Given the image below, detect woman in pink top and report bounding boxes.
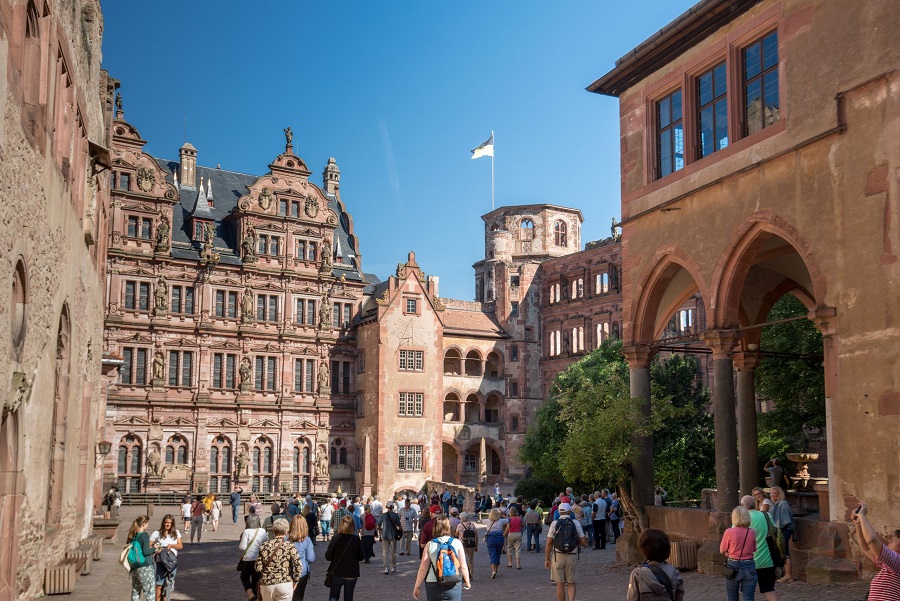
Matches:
[720,506,757,601]
[504,506,524,569]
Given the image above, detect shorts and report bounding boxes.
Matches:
[756,566,776,593]
[551,552,578,584]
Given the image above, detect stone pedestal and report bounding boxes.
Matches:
[615,529,643,566]
[813,482,830,519]
[806,556,860,584]
[697,541,726,574]
[145,476,162,494]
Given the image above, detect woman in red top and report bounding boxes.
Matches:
[720,506,757,601]
[504,506,524,569]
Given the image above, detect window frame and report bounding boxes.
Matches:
[398,349,424,371]
[741,30,780,137]
[398,391,424,417]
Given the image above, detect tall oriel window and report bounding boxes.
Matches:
[697,62,728,158]
[656,89,684,178]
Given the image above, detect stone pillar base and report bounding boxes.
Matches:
[806,556,860,584]
[697,541,726,575]
[145,476,162,494]
[615,530,643,565]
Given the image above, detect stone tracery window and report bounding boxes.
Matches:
[209,435,231,493]
[165,434,188,465]
[117,434,142,493]
[554,220,567,246]
[330,438,348,465]
[292,437,311,493]
[252,436,274,493]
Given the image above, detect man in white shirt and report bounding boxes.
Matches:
[370,494,384,539]
[545,503,587,601]
[398,498,418,555]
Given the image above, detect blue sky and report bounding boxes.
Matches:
[101,1,689,300]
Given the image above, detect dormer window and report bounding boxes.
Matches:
[193,221,204,241]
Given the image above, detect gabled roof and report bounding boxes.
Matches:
[442,307,507,339]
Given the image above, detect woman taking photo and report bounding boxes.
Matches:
[720,506,757,601]
[482,508,507,579]
[149,514,183,601]
[127,515,156,601]
[324,515,364,601]
[769,486,795,582]
[413,516,471,601]
[238,512,268,601]
[287,514,316,601]
[254,518,303,601]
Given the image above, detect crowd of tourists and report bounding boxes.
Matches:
[119,481,900,601]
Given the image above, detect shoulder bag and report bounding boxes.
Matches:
[324,536,351,588]
[236,529,260,571]
[763,512,787,567]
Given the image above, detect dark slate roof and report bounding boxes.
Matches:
[154,157,370,280]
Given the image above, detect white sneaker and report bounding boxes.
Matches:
[384,567,390,575]
[391,567,396,573]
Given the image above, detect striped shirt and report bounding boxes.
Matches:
[869,545,900,601]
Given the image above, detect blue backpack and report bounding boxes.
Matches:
[127,539,143,568]
[431,538,461,585]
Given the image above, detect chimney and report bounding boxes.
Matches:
[323,157,340,195]
[179,142,197,187]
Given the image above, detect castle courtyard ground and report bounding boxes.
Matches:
[68,505,869,601]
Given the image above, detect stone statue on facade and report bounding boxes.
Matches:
[609,264,619,293]
[318,293,331,330]
[284,126,293,147]
[319,242,332,273]
[154,276,168,314]
[155,215,170,253]
[235,449,250,477]
[241,228,257,263]
[147,449,162,477]
[317,360,330,395]
[315,451,329,478]
[152,350,165,381]
[241,288,254,321]
[239,356,252,389]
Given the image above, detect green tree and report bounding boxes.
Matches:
[755,294,825,451]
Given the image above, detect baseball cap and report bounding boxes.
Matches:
[450,507,459,514]
[558,503,572,511]
[430,504,442,514]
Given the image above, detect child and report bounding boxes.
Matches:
[626,528,685,600]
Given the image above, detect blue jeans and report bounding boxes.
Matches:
[321,519,331,538]
[232,503,240,524]
[725,559,757,601]
[526,525,541,551]
[425,581,462,601]
[329,576,357,601]
[584,523,594,546]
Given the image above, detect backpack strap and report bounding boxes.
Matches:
[645,562,675,601]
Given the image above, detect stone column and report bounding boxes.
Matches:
[623,344,654,507]
[734,350,761,497]
[701,330,739,512]
[810,307,839,520]
[479,437,487,483]
[479,399,486,422]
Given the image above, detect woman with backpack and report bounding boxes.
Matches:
[413,516,471,601]
[127,515,156,601]
[149,514,183,601]
[482,508,507,579]
[361,506,377,563]
[455,512,479,580]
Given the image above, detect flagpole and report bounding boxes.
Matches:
[491,130,495,210]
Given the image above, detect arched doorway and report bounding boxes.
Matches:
[442,443,459,483]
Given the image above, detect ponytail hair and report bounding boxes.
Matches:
[127,515,150,543]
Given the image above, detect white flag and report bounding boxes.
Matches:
[470,134,494,160]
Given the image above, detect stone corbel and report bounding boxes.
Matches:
[809,306,838,338]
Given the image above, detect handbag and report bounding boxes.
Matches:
[723,528,752,580]
[391,514,404,541]
[324,536,351,588]
[236,528,260,571]
[763,513,787,567]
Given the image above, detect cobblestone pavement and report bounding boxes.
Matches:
[71,505,869,601]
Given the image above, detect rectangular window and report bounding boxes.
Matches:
[525,327,533,341]
[127,216,137,237]
[122,348,133,384]
[342,361,351,394]
[510,381,519,397]
[182,351,193,386]
[305,359,315,392]
[306,300,315,326]
[257,235,282,257]
[135,348,147,384]
[268,296,278,321]
[343,304,352,328]
[597,272,609,294]
[464,453,476,472]
[399,350,424,371]
[171,286,182,314]
[193,221,205,241]
[697,62,728,158]
[308,242,317,261]
[357,353,365,373]
[294,358,303,392]
[510,275,520,287]
[406,298,418,314]
[225,354,235,389]
[399,392,424,416]
[331,360,340,392]
[140,218,152,240]
[212,353,237,389]
[511,416,519,432]
[215,290,225,317]
[255,356,278,391]
[656,89,684,178]
[169,285,194,314]
[168,351,193,387]
[743,31,780,136]
[296,240,306,259]
[278,199,288,215]
[121,347,149,386]
[290,202,300,217]
[397,445,423,471]
[228,291,238,318]
[125,281,135,309]
[510,301,519,316]
[118,172,130,190]
[256,295,279,322]
[138,282,150,310]
[510,345,518,362]
[295,298,304,324]
[333,303,341,327]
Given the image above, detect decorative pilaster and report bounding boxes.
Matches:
[701,329,739,512]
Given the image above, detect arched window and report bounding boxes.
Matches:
[209,435,232,493]
[292,438,311,493]
[464,351,482,376]
[486,352,502,378]
[117,434,142,493]
[554,221,567,246]
[443,349,462,375]
[465,394,480,423]
[11,259,27,360]
[331,438,347,466]
[165,435,188,465]
[485,395,501,423]
[443,393,460,421]
[24,2,42,108]
[47,305,70,526]
[252,436,274,493]
[519,219,534,241]
[520,219,534,229]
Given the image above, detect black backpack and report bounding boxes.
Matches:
[553,517,579,554]
[461,524,477,549]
